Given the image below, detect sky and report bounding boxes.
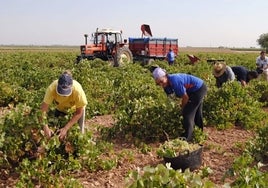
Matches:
[1,0,268,48]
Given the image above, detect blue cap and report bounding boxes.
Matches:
[56,73,73,96]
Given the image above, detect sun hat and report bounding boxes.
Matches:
[56,73,73,96]
[152,67,166,80]
[213,62,227,77]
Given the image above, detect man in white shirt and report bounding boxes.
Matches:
[256,51,268,81]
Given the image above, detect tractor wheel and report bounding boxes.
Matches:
[114,46,133,67]
[76,56,82,64]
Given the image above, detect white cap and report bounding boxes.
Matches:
[152,67,166,80]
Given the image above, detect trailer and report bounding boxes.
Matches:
[129,37,178,64]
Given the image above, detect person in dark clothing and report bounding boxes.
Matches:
[212,62,258,87]
[212,62,235,88]
[231,66,259,86]
[152,67,207,142]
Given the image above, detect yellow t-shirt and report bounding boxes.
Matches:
[43,80,88,112]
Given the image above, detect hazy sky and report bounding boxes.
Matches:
[1,0,267,47]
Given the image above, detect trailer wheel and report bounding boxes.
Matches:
[142,58,154,66]
[147,58,155,65]
[115,46,133,67]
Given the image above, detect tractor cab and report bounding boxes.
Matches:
[94,29,123,53]
[77,29,124,62]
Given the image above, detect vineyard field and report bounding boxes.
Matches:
[0,46,268,187]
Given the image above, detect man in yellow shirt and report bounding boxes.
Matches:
[40,70,88,140]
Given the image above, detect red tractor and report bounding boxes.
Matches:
[76,25,179,66]
[76,28,133,66]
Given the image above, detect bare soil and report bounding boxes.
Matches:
[0,112,264,188]
[78,115,256,187]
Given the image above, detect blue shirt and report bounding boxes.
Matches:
[164,74,204,97]
[167,51,175,62]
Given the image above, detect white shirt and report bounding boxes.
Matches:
[226,66,235,81]
[256,56,268,70]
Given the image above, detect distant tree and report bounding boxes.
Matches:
[257,33,268,51]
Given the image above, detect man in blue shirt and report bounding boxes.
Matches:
[166,48,175,65]
[152,67,207,142]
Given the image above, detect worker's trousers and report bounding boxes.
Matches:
[182,83,207,142]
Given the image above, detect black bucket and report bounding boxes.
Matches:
[163,145,203,171]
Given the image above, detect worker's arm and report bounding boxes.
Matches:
[40,102,52,139]
[181,93,189,110]
[58,107,84,140]
[256,58,262,68]
[263,63,268,70]
[241,80,247,87]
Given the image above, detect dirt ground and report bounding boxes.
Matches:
[0,111,265,188]
[77,115,256,188]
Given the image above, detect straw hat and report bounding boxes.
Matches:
[213,62,227,77]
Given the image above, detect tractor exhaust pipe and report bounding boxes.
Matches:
[84,34,88,45]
